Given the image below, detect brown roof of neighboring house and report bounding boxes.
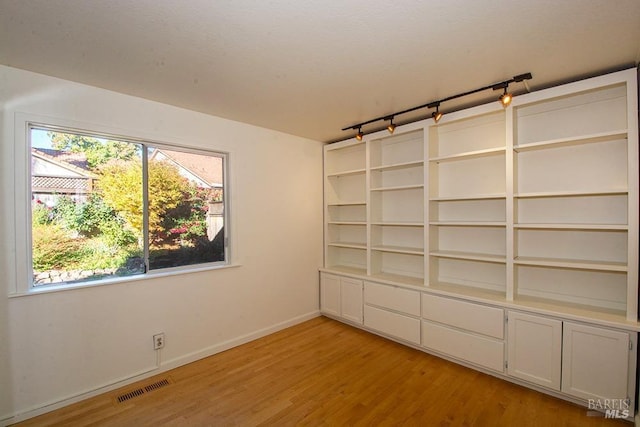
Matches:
[32,148,96,194]
[150,149,223,187]
[32,148,95,175]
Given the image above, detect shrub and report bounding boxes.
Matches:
[79,237,142,271]
[51,194,138,249]
[99,218,138,248]
[32,201,52,225]
[32,223,88,270]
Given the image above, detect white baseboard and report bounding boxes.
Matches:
[159,310,320,372]
[1,310,321,426]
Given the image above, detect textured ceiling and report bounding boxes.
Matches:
[1,0,639,143]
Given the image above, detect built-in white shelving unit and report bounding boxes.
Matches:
[320,70,640,419]
[321,68,639,418]
[323,68,638,325]
[368,130,426,284]
[324,141,368,275]
[428,108,508,298]
[511,77,636,320]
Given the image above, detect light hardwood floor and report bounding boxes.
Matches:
[14,316,630,426]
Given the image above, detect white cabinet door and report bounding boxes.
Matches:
[341,277,363,324]
[561,322,630,402]
[320,273,363,324]
[320,273,341,317]
[507,311,562,390]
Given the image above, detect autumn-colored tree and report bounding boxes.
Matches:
[147,161,192,240]
[97,159,192,240]
[49,131,139,169]
[96,160,144,234]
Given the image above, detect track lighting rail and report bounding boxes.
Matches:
[342,72,532,138]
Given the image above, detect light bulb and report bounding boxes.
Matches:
[500,92,513,107]
[387,122,396,134]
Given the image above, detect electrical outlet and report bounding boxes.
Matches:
[153,333,165,350]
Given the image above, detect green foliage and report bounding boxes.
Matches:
[51,194,137,248]
[32,202,52,225]
[32,222,142,273]
[79,238,141,271]
[99,218,138,248]
[32,140,221,275]
[51,196,80,232]
[48,131,139,169]
[32,223,89,270]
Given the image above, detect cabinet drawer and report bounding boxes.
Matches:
[422,294,504,339]
[364,305,421,344]
[422,320,504,372]
[364,282,421,316]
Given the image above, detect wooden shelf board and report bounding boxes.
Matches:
[514,129,628,152]
[370,160,424,171]
[371,222,424,227]
[370,184,424,192]
[514,189,628,199]
[514,256,627,272]
[372,245,424,255]
[430,221,506,227]
[514,223,628,230]
[512,295,635,329]
[429,147,506,163]
[326,168,366,177]
[323,265,367,276]
[369,272,425,288]
[327,221,367,226]
[430,250,506,264]
[327,242,367,250]
[427,281,507,303]
[429,193,506,201]
[327,201,366,206]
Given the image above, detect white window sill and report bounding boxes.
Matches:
[8,263,241,298]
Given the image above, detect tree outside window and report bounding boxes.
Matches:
[31,127,227,287]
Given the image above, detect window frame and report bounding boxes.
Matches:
[16,119,231,294]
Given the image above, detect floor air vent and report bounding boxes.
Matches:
[115,377,173,404]
[144,378,171,392]
[116,388,145,403]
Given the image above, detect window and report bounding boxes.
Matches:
[30,125,228,287]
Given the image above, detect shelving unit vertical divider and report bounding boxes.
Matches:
[422,127,430,287]
[425,124,434,289]
[625,74,639,321]
[365,137,372,277]
[505,105,515,302]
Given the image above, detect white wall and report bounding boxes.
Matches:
[0,66,324,423]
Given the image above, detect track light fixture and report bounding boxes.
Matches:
[500,89,513,107]
[341,72,532,139]
[493,82,513,107]
[386,116,397,134]
[429,102,443,123]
